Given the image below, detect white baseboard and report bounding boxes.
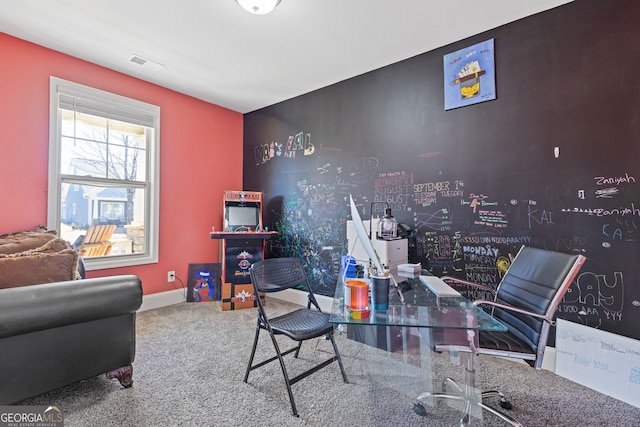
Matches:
[268,288,333,312]
[137,287,319,312]
[542,346,556,371]
[138,288,320,311]
[139,288,186,312]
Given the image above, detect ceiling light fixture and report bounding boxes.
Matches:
[235,0,281,15]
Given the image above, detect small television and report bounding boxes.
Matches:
[225,205,260,231]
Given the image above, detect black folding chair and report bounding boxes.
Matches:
[243,257,348,416]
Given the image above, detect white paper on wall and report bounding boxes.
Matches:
[555,319,640,408]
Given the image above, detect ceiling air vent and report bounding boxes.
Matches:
[128,54,164,71]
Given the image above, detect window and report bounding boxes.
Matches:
[48,77,160,270]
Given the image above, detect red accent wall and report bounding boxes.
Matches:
[0,33,243,295]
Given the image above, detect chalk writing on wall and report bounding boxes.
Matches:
[244,2,640,341]
[248,128,640,341]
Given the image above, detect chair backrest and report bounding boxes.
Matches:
[78,225,116,257]
[492,246,585,365]
[249,257,320,310]
[250,257,309,292]
[83,225,116,244]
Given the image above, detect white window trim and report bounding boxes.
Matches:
[48,76,160,270]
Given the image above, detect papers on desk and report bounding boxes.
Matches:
[419,276,461,297]
[397,263,422,280]
[398,263,422,274]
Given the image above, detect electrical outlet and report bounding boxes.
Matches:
[167,271,176,282]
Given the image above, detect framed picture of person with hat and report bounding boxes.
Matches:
[187,263,221,302]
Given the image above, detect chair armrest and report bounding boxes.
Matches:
[0,275,142,339]
[441,276,496,296]
[472,299,554,324]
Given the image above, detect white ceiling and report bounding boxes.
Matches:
[0,0,572,113]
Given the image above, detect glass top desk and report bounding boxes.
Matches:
[329,275,507,333]
[329,275,511,426]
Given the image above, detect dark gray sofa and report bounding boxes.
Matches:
[0,274,143,404]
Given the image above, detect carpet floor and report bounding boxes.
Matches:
[17,299,640,426]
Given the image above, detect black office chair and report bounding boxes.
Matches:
[243,257,348,416]
[414,246,586,426]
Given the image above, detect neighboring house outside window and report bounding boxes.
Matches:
[48,77,160,270]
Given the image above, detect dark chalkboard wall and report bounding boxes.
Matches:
[243,0,640,341]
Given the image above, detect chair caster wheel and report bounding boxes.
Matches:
[499,398,513,410]
[413,402,427,416]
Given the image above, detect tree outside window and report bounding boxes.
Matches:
[49,77,160,270]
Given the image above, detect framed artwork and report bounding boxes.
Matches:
[187,262,221,302]
[443,38,496,110]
